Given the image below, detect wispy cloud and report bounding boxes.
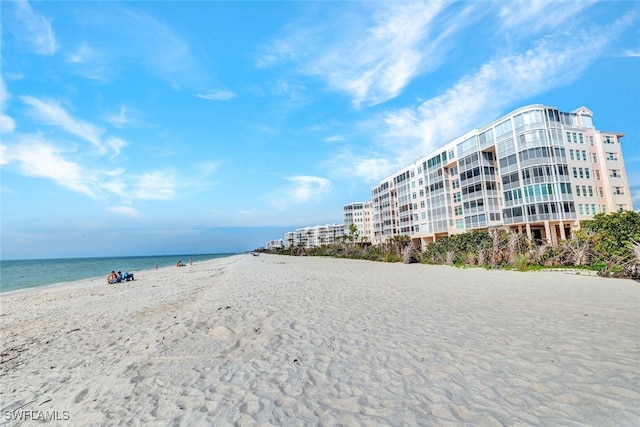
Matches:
[268,175,332,209]
[325,135,345,143]
[620,49,640,58]
[335,10,637,182]
[20,96,106,152]
[499,0,598,35]
[65,6,211,90]
[67,42,115,82]
[322,148,396,184]
[123,10,202,90]
[0,77,16,134]
[106,137,128,157]
[9,0,58,55]
[286,176,331,203]
[6,138,96,197]
[259,1,482,108]
[197,90,237,101]
[107,205,143,218]
[103,106,146,128]
[132,170,176,200]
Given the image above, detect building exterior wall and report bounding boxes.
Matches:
[343,201,374,244]
[265,239,283,250]
[371,105,633,248]
[283,224,345,249]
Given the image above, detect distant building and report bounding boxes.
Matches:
[265,239,283,250]
[283,224,345,249]
[371,105,633,249]
[343,201,373,244]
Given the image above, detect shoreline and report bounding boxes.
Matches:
[0,254,605,299]
[0,253,235,297]
[1,254,638,425]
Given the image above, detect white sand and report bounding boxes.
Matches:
[1,254,639,426]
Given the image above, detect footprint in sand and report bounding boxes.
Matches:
[154,325,239,360]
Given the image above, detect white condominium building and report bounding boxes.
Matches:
[371,105,633,248]
[343,201,374,244]
[283,224,345,249]
[265,239,283,250]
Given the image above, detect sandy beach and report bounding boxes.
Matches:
[1,254,638,426]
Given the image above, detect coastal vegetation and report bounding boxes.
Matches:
[265,211,640,280]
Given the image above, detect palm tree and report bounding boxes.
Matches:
[348,223,359,248]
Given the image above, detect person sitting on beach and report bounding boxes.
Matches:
[107,271,119,284]
[117,271,123,282]
[177,260,184,267]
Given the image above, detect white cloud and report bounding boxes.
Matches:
[68,42,93,64]
[66,42,117,82]
[322,9,638,185]
[0,145,8,165]
[196,90,237,101]
[374,14,637,169]
[103,106,147,128]
[268,176,332,208]
[322,148,398,184]
[285,176,331,204]
[620,49,640,58]
[10,0,58,55]
[124,10,201,90]
[0,77,16,134]
[107,205,143,218]
[6,139,96,197]
[106,137,128,156]
[325,135,345,143]
[259,1,476,108]
[499,0,597,34]
[196,161,221,176]
[132,170,176,200]
[20,96,106,152]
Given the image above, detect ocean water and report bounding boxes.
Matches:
[0,253,234,294]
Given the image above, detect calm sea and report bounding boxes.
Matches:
[0,253,234,294]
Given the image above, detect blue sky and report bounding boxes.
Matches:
[1,1,639,259]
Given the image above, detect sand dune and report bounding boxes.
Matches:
[1,254,639,426]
